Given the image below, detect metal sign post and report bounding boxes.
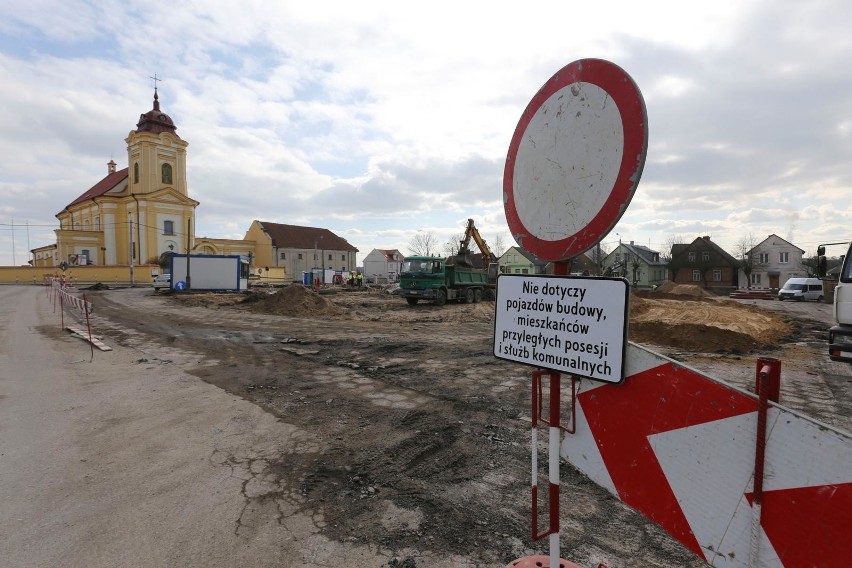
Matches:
[500,58,647,568]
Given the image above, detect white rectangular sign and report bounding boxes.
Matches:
[493,274,629,383]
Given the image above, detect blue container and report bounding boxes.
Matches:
[302,271,313,285]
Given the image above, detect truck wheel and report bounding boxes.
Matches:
[464,288,474,304]
[435,289,447,306]
[818,295,824,303]
[473,289,482,303]
[406,297,419,306]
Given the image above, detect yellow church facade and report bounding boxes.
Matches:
[32,90,253,270]
[26,90,358,285]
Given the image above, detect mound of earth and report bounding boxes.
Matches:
[629,296,791,353]
[245,286,343,317]
[653,281,717,298]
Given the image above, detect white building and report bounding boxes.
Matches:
[363,249,404,283]
[740,234,805,289]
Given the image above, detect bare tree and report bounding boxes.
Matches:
[628,253,643,285]
[660,234,685,264]
[587,242,609,276]
[734,233,758,288]
[408,232,440,257]
[801,251,821,277]
[443,233,465,257]
[491,234,506,259]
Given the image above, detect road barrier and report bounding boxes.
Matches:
[562,342,852,567]
[45,276,97,360]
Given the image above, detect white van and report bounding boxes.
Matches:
[778,277,824,302]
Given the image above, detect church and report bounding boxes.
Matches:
[31,90,358,280]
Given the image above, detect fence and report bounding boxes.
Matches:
[45,276,99,360]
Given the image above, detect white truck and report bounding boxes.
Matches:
[166,254,250,292]
[818,242,852,362]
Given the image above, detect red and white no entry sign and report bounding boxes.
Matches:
[504,59,648,261]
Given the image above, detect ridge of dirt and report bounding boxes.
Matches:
[243,285,344,317]
[171,285,792,354]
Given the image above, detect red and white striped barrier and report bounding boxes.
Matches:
[45,276,99,358]
[563,342,852,567]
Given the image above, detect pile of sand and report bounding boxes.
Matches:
[245,286,343,317]
[655,281,716,298]
[629,296,791,353]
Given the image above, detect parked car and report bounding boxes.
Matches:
[778,277,824,302]
[152,273,171,291]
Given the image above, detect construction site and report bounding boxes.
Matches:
[45,279,842,567]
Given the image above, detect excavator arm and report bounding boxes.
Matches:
[459,218,493,266]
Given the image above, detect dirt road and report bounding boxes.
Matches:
[4,283,849,567]
[0,287,422,567]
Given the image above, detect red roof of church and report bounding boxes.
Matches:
[61,167,129,212]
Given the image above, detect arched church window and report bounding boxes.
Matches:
[162,163,173,185]
[134,162,139,184]
[164,220,174,235]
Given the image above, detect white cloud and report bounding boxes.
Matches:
[2,0,852,266]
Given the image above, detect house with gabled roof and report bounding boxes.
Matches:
[498,246,548,275]
[739,234,806,290]
[244,221,358,282]
[669,236,740,288]
[363,248,404,282]
[602,241,668,287]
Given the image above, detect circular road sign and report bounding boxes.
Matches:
[504,58,648,261]
[174,280,187,291]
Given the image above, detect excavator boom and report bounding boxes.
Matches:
[459,218,492,266]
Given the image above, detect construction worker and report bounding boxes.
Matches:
[357,272,363,287]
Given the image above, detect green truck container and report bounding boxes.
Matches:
[398,255,495,306]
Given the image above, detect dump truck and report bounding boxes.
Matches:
[398,256,495,305]
[818,242,852,362]
[398,219,498,306]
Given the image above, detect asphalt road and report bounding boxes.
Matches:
[0,286,420,568]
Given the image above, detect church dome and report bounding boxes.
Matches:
[136,90,181,138]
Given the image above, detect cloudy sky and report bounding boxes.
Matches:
[2,0,851,267]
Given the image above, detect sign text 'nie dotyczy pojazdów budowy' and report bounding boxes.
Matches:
[493,275,629,383]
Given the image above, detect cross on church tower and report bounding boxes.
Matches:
[150,73,162,92]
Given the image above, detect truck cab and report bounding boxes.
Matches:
[398,257,447,305]
[819,243,852,362]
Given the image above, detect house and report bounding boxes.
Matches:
[601,241,668,287]
[498,246,548,275]
[363,249,404,282]
[243,221,358,282]
[739,234,805,290]
[669,236,740,288]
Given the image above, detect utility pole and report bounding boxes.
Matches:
[319,235,325,284]
[11,219,15,266]
[129,215,135,286]
[186,218,192,291]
